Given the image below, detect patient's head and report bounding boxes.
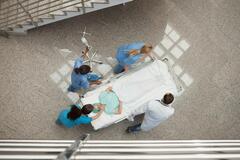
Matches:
[81,104,94,115]
[67,105,82,120]
[141,44,153,54]
[162,93,174,105]
[74,65,91,75]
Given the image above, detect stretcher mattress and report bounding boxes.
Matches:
[81,60,179,130]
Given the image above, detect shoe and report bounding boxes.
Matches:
[55,119,62,125]
[126,124,141,133]
[68,86,74,92]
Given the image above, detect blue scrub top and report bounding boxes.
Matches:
[116,42,145,67]
[57,105,92,128]
[70,58,89,91]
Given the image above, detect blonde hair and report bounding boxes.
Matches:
[128,44,153,55]
[141,44,153,54]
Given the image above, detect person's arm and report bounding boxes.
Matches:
[91,104,105,120]
[105,86,113,92]
[90,80,102,85]
[124,65,129,72]
[122,51,141,71]
[91,110,103,120]
[81,78,90,90]
[128,49,139,55]
[115,100,123,115]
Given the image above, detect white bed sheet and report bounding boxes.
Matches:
[81,60,178,130]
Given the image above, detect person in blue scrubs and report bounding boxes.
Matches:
[68,47,102,93]
[56,104,104,128]
[114,42,153,74]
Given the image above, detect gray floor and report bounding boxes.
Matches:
[0,0,240,140]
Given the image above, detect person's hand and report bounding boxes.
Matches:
[124,66,129,72]
[106,86,113,92]
[85,46,89,52]
[115,110,122,115]
[128,49,138,55]
[98,104,105,111]
[90,80,102,86]
[82,47,89,57]
[115,100,123,115]
[95,80,102,85]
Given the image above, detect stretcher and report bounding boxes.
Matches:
[81,58,183,130]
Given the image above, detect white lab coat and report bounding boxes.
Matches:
[129,100,174,131]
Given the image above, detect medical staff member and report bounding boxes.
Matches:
[126,93,175,133]
[68,47,102,94]
[56,104,104,128]
[114,42,153,74]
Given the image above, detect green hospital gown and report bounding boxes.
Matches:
[99,91,119,115]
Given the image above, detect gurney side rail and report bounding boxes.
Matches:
[84,57,183,97]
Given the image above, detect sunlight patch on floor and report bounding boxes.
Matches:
[173,65,183,76]
[50,72,62,84]
[169,30,180,42]
[50,47,79,103]
[58,64,72,76]
[161,36,174,49]
[153,45,165,57]
[59,48,72,57]
[178,39,190,51]
[59,81,69,93]
[154,23,193,95]
[170,46,184,59]
[181,73,193,87]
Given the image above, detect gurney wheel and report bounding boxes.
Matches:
[162,58,168,62]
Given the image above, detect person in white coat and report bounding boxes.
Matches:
[126,93,175,133]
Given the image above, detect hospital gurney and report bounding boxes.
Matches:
[81,58,183,130]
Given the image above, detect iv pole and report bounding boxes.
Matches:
[81,27,103,68]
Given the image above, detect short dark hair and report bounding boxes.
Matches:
[81,104,94,115]
[163,93,174,105]
[67,105,82,120]
[74,65,91,75]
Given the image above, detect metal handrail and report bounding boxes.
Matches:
[0,0,68,23]
[0,0,28,12]
[0,0,39,18]
[17,0,37,27]
[81,0,86,14]
[0,0,93,29]
[0,0,63,27]
[0,0,84,26]
[0,0,47,21]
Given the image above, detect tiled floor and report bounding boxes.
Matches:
[0,0,239,140]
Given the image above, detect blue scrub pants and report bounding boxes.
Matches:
[113,64,125,74]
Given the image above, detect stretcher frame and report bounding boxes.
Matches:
[84,57,182,95]
[80,57,183,129]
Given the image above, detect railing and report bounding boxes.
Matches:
[0,0,106,30]
[0,139,240,159]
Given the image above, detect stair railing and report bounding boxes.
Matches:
[0,0,93,30]
[17,0,37,27]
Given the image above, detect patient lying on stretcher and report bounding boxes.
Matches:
[93,86,123,115]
